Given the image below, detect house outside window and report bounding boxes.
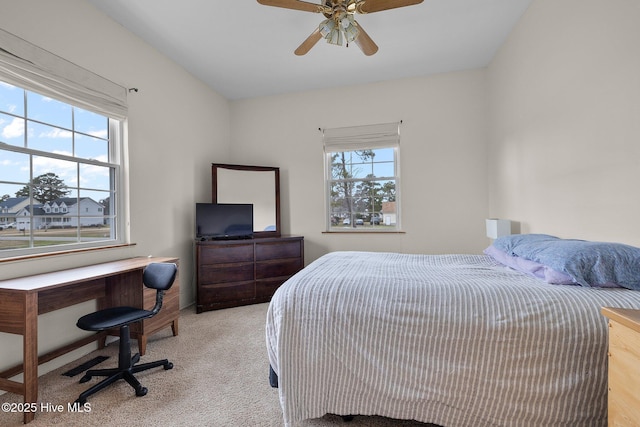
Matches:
[323,122,401,232]
[0,28,128,257]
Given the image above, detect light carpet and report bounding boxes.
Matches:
[1,303,430,427]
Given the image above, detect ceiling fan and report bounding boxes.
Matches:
[257,0,424,56]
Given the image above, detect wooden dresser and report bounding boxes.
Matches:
[196,235,303,312]
[601,307,640,426]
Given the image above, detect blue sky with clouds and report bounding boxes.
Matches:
[0,81,112,203]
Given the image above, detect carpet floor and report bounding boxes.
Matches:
[1,303,431,427]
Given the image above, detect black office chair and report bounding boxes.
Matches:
[75,262,178,404]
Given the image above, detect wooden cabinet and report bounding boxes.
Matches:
[601,307,640,426]
[196,235,303,312]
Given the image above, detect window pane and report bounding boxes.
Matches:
[100,191,115,239]
[77,198,104,221]
[75,132,108,161]
[79,191,110,238]
[0,184,28,242]
[373,147,394,162]
[0,184,27,206]
[0,112,25,147]
[32,156,76,201]
[349,164,373,179]
[74,107,108,137]
[76,192,107,240]
[79,219,110,240]
[79,163,110,191]
[33,220,79,245]
[372,161,394,178]
[0,82,24,116]
[0,150,30,185]
[0,226,29,249]
[28,121,73,154]
[27,91,72,129]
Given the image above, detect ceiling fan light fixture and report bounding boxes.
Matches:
[319,18,335,38]
[319,13,358,47]
[340,14,351,28]
[341,15,359,42]
[327,28,343,45]
[344,27,358,43]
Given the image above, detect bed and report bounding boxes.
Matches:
[266,235,640,426]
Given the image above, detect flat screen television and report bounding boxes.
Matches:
[195,203,253,240]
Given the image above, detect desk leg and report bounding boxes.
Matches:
[98,334,107,350]
[139,335,147,356]
[23,292,38,424]
[136,318,178,356]
[172,319,179,336]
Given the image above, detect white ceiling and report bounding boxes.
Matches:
[87,0,533,100]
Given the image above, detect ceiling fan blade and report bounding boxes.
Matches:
[354,23,378,56]
[357,0,423,14]
[294,28,323,55]
[257,0,324,13]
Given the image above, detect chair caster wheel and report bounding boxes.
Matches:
[136,386,148,397]
[75,398,87,405]
[164,362,174,370]
[79,375,91,384]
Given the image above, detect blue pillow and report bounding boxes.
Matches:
[492,235,640,290]
[492,234,560,254]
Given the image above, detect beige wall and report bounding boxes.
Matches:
[229,70,490,262]
[487,0,640,245]
[0,0,230,373]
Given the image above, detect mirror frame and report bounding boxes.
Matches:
[211,163,281,238]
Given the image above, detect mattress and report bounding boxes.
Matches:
[266,251,640,426]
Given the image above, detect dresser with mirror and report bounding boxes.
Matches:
[195,164,304,312]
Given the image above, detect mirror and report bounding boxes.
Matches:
[212,163,281,238]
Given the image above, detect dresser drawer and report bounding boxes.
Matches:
[255,240,301,261]
[198,243,253,264]
[199,263,254,284]
[256,258,302,279]
[199,281,255,303]
[257,276,290,299]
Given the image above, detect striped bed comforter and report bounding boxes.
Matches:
[266,251,640,426]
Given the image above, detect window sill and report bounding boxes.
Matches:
[322,230,405,234]
[0,243,136,264]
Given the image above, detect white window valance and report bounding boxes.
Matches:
[0,28,127,119]
[322,122,400,152]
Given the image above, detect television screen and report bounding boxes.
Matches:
[196,203,253,239]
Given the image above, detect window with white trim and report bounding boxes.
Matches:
[323,122,401,231]
[0,29,127,257]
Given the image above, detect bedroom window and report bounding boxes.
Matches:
[323,122,401,232]
[0,28,128,258]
